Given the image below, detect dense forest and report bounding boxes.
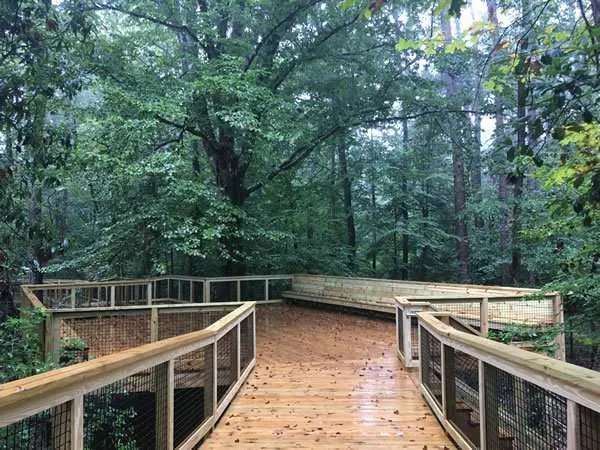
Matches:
[2,0,600,338]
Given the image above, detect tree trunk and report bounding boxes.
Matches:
[338,143,356,269]
[28,96,47,285]
[401,119,410,280]
[441,11,470,283]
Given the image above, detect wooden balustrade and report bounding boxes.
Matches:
[395,293,563,368]
[20,275,293,310]
[0,302,256,450]
[411,311,600,450]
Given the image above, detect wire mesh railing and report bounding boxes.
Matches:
[0,403,71,450]
[21,275,292,311]
[0,302,256,450]
[395,292,563,368]
[420,328,442,408]
[415,311,600,450]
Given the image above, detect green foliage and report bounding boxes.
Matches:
[0,309,51,383]
[489,325,560,357]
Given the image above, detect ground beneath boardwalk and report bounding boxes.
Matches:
[202,303,455,449]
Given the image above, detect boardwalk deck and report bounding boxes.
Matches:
[202,304,455,449]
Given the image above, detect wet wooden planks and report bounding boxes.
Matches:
[202,304,455,449]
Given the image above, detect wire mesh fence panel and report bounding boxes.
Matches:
[411,316,419,360]
[84,367,158,450]
[565,331,600,371]
[420,327,442,407]
[191,281,203,302]
[61,313,151,359]
[484,364,567,450]
[153,280,169,301]
[434,302,481,328]
[580,405,600,449]
[174,347,211,448]
[451,349,480,447]
[178,280,191,302]
[217,327,236,402]
[115,284,148,306]
[0,402,71,449]
[240,280,265,301]
[210,281,237,302]
[268,279,292,299]
[158,310,230,340]
[240,313,254,372]
[488,298,554,328]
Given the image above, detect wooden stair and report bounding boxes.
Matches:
[453,401,514,450]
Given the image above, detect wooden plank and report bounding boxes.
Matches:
[151,308,159,342]
[480,297,489,337]
[71,396,84,450]
[155,360,174,450]
[202,304,454,449]
[478,360,486,450]
[567,399,580,450]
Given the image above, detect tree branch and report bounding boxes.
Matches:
[246,108,479,196]
[93,2,200,43]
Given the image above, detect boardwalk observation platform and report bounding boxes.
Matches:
[1,274,599,449]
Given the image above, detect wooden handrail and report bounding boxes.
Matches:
[395,293,556,305]
[418,311,600,412]
[0,301,256,427]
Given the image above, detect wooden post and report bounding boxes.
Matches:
[70,289,76,308]
[151,308,159,342]
[147,282,152,305]
[236,280,241,302]
[177,280,181,302]
[395,306,400,356]
[167,278,171,301]
[417,322,423,385]
[567,400,580,450]
[155,360,174,450]
[403,308,412,365]
[252,311,257,361]
[204,281,211,303]
[443,345,456,422]
[480,297,489,337]
[70,396,84,450]
[264,279,269,301]
[110,285,116,308]
[44,313,61,364]
[554,294,566,361]
[190,280,193,302]
[478,360,487,450]
[212,339,219,430]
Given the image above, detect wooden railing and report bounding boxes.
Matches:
[0,301,256,450]
[21,274,293,309]
[395,293,563,368]
[410,311,600,449]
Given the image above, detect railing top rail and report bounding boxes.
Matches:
[0,301,255,426]
[395,292,556,306]
[417,311,600,411]
[22,274,293,291]
[203,274,293,282]
[49,302,245,318]
[293,273,541,293]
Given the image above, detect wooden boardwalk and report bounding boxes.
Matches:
[202,304,455,449]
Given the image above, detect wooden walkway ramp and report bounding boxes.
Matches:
[202,304,454,449]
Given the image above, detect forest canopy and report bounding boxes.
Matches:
[3,0,600,336]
